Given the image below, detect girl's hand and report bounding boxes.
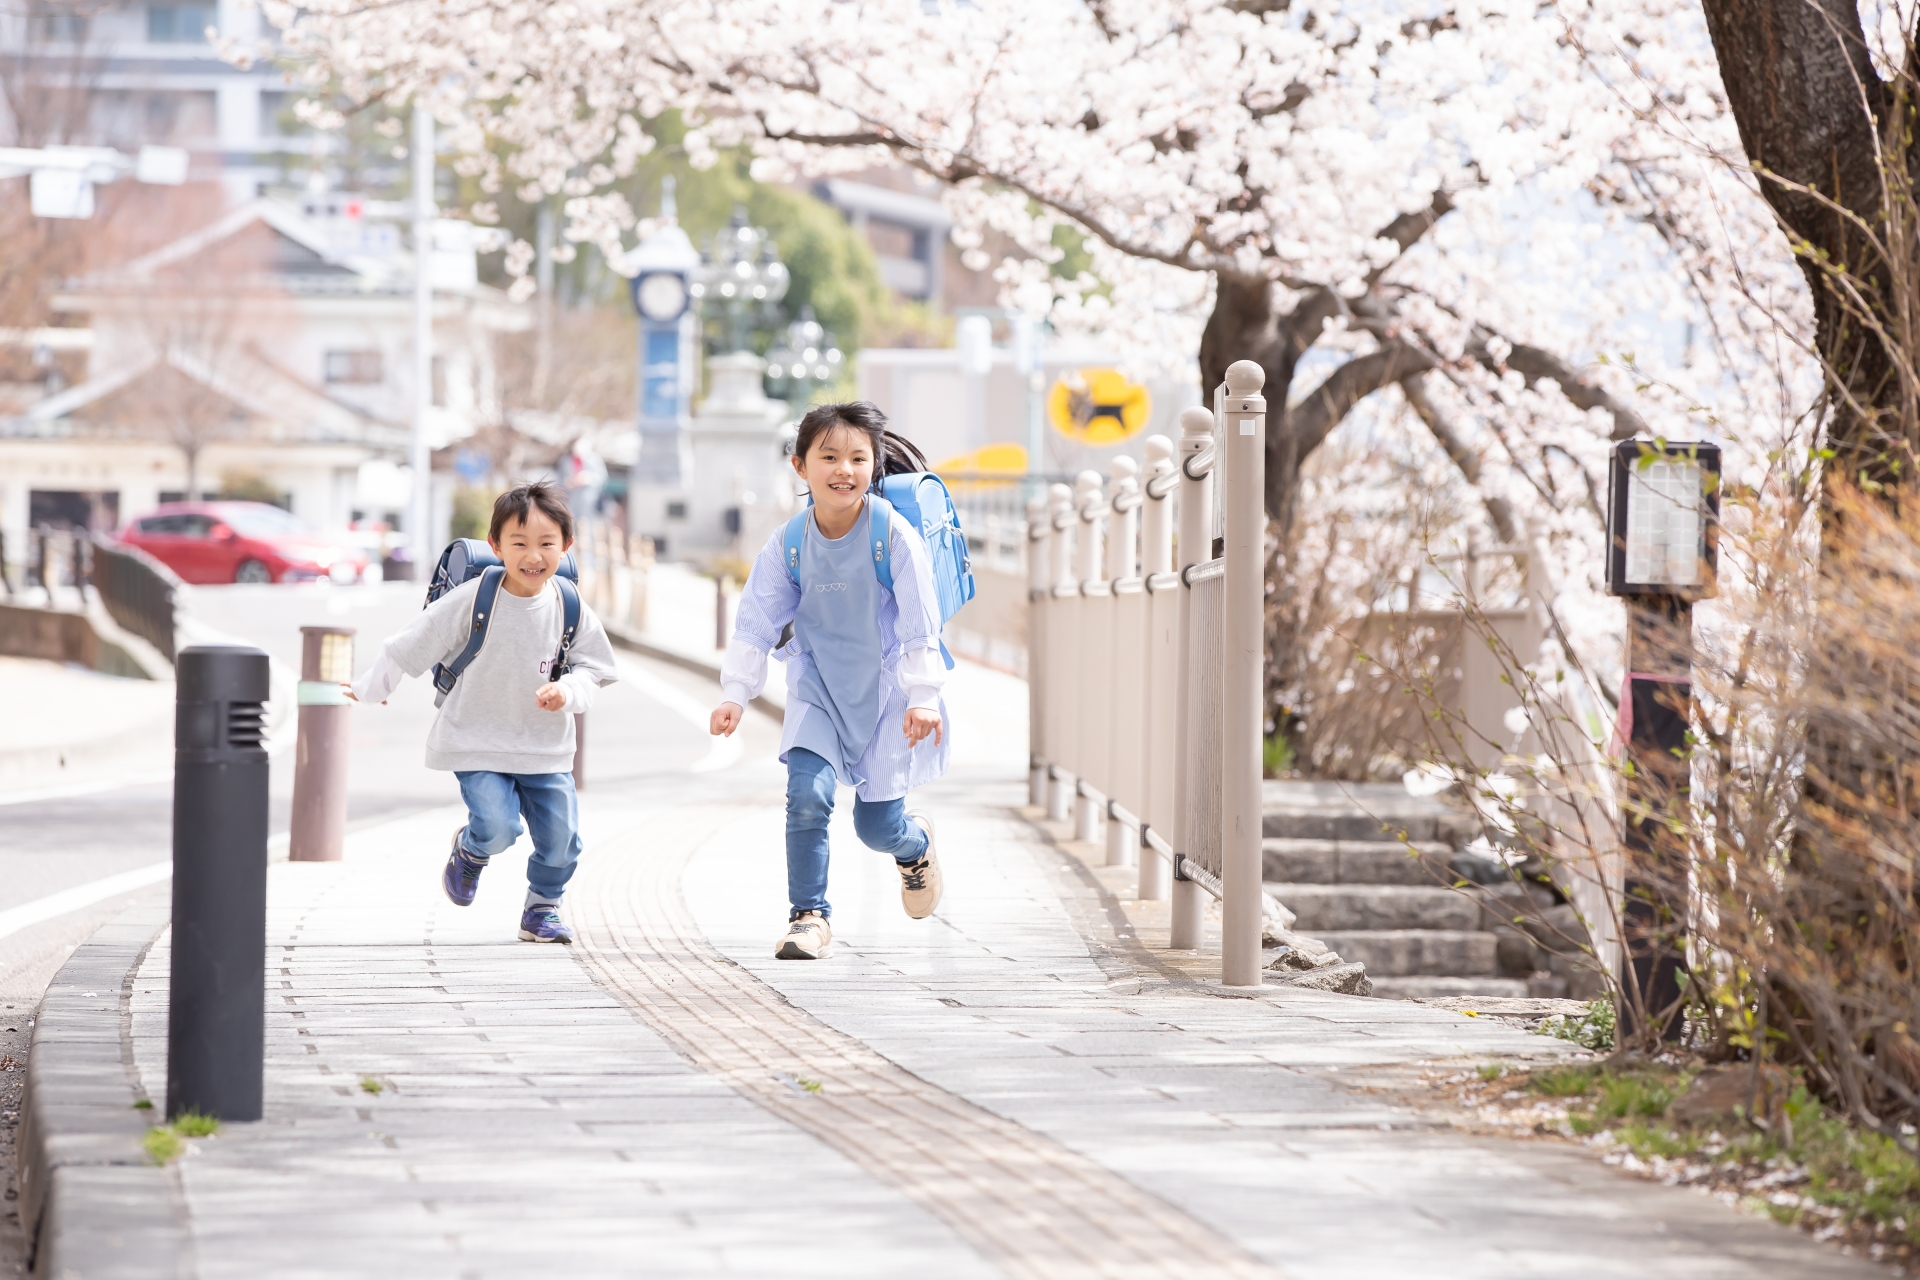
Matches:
[535,682,568,711]
[904,708,942,748]
[711,702,743,737]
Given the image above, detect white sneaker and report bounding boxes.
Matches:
[775,911,832,959]
[898,814,943,919]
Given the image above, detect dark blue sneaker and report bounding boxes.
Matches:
[442,829,486,906]
[518,904,573,944]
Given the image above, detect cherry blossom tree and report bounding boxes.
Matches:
[259,0,1685,535]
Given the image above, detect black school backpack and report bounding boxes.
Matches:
[423,538,582,707]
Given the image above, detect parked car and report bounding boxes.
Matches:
[117,502,376,585]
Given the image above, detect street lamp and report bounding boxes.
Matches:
[764,306,844,405]
[1604,438,1721,1043]
[690,205,789,353]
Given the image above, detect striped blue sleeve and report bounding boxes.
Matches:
[732,526,801,650]
[888,513,942,655]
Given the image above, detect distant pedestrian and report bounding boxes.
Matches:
[709,402,950,960]
[349,481,617,944]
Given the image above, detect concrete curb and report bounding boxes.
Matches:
[17,893,189,1279]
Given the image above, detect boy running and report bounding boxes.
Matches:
[350,481,616,943]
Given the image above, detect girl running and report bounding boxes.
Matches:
[709,401,950,959]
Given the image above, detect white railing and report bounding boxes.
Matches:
[1027,362,1269,987]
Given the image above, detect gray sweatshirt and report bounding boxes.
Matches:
[352,577,618,774]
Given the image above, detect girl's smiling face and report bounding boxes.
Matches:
[791,423,875,524]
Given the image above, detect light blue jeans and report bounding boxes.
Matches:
[454,770,581,906]
[785,748,928,920]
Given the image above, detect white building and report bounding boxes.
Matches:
[0,1,307,204]
[0,196,527,572]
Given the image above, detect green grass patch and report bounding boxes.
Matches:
[1538,999,1615,1051]
[131,1098,153,1111]
[142,1127,184,1164]
[1477,1063,1505,1082]
[1503,1061,1920,1255]
[359,1076,384,1095]
[1529,1064,1599,1098]
[171,1109,220,1138]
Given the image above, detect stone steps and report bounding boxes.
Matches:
[1371,975,1533,1000]
[1261,780,1596,1001]
[1309,929,1500,977]
[1262,838,1454,886]
[1268,883,1481,933]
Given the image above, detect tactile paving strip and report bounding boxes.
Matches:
[571,805,1282,1280]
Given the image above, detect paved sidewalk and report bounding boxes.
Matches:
[93,733,1876,1278]
[16,632,1875,1279]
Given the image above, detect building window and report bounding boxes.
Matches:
[324,350,384,385]
[147,5,214,43]
[29,10,90,41]
[666,502,688,520]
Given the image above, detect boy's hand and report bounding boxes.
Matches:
[341,686,386,706]
[711,702,743,737]
[904,708,942,748]
[535,682,568,712]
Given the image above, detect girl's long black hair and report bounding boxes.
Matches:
[793,400,927,483]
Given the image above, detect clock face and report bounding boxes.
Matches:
[637,272,688,321]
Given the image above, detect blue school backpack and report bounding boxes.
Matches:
[423,537,582,707]
[781,473,976,668]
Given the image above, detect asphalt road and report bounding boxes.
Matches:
[0,578,731,1276]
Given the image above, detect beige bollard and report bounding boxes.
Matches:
[289,626,354,862]
[1170,406,1215,951]
[1219,361,1267,989]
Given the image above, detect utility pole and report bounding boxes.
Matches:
[409,102,436,579]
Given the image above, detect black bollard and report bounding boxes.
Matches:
[168,644,271,1122]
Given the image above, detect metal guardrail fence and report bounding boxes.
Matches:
[90,535,180,661]
[1028,362,1269,987]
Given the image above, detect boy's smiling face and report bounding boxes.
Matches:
[489,506,570,598]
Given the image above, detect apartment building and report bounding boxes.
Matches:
[1,0,302,204]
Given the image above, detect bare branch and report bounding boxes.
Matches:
[1288,339,1435,455]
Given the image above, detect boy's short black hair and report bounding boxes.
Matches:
[489,480,574,545]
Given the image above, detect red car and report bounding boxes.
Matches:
[118,502,375,585]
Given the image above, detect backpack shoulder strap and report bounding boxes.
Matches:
[869,494,895,596]
[782,510,809,589]
[432,567,505,706]
[551,575,582,677]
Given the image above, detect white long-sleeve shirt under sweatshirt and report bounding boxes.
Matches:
[353,576,617,775]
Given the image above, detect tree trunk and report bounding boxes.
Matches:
[183,444,200,503]
[1198,275,1301,532]
[1698,0,1910,477]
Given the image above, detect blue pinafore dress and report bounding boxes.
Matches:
[787,509,886,787]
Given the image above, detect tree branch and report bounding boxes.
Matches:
[1465,334,1649,441]
[1400,373,1518,544]
[1288,340,1435,457]
[1282,189,1455,352]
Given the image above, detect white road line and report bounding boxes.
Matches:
[0,769,174,808]
[613,655,745,773]
[0,862,171,943]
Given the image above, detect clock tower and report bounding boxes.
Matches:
[621,190,701,552]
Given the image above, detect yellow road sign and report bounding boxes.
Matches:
[1047,368,1152,445]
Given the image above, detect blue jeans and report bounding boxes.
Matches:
[786,748,928,920]
[454,770,581,905]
